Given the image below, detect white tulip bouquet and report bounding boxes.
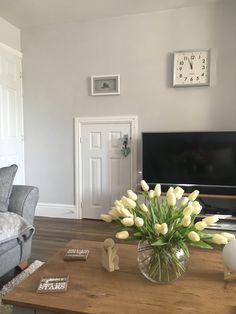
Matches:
[100,180,235,283]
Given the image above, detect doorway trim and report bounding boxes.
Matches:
[0,42,25,184]
[74,115,138,219]
[0,42,23,57]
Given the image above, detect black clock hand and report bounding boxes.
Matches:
[188,58,193,70]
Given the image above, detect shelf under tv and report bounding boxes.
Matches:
[184,193,236,200]
[137,186,236,200]
[197,215,236,232]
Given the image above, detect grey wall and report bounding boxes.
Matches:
[22,2,236,205]
[0,17,21,50]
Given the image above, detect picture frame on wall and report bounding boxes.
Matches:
[91,74,120,96]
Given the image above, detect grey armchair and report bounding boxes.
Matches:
[0,185,39,277]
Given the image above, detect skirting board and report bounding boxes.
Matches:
[36,203,77,219]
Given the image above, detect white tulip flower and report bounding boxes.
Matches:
[192,201,202,215]
[181,215,191,227]
[100,214,112,223]
[121,196,129,207]
[140,180,149,192]
[167,192,176,206]
[148,189,155,199]
[135,217,144,227]
[116,206,124,217]
[166,186,174,195]
[203,215,219,225]
[188,190,199,201]
[120,208,133,218]
[154,184,161,197]
[114,200,124,209]
[121,217,134,227]
[174,186,184,200]
[195,221,207,231]
[160,223,168,235]
[181,197,189,207]
[188,231,200,242]
[127,190,138,201]
[116,231,129,239]
[183,205,194,216]
[139,203,149,212]
[108,207,120,218]
[221,232,236,241]
[212,234,228,245]
[154,223,162,234]
[125,197,136,209]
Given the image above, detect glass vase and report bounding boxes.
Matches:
[137,241,189,284]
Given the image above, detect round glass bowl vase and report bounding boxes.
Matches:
[137,241,189,284]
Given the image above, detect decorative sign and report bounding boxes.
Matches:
[36,276,69,293]
[64,248,90,261]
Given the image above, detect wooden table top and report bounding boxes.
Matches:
[3,239,236,314]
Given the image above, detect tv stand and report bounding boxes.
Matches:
[196,196,236,232]
[197,214,236,232]
[198,197,235,216]
[198,193,236,200]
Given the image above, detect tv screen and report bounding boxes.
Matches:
[142,131,236,196]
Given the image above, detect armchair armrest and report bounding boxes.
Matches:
[8,185,39,225]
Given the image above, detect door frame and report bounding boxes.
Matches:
[74,115,138,219]
[0,42,23,58]
[0,42,25,183]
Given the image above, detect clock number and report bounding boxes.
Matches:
[190,77,193,81]
[180,61,184,65]
[202,59,205,63]
[191,56,195,60]
[196,76,199,81]
[202,73,205,76]
[184,77,187,81]
[179,74,182,78]
[179,67,182,71]
[202,65,205,70]
[184,56,187,60]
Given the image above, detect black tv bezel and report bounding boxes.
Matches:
[142,131,236,197]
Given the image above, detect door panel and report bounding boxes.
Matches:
[0,45,24,184]
[81,123,132,219]
[90,157,102,206]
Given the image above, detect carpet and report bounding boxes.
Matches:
[0,260,44,314]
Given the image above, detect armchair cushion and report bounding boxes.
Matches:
[0,164,18,212]
[0,238,18,256]
[0,211,35,244]
[8,185,39,225]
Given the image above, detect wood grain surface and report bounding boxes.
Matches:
[3,239,236,314]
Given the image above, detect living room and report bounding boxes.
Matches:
[0,0,236,313]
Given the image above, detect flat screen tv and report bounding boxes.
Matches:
[142,131,236,197]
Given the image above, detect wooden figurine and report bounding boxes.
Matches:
[102,238,119,272]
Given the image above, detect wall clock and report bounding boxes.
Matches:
[173,49,210,87]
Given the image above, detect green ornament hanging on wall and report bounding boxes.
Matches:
[121,134,131,157]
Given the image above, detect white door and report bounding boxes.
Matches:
[79,119,136,219]
[0,44,24,184]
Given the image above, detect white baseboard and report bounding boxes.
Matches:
[36,203,78,219]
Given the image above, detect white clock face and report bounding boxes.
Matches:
[173,50,210,87]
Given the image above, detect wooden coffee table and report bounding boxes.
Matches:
[3,239,236,314]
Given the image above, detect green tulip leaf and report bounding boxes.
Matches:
[189,241,213,249]
[151,238,167,246]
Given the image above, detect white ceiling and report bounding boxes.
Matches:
[0,0,224,29]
